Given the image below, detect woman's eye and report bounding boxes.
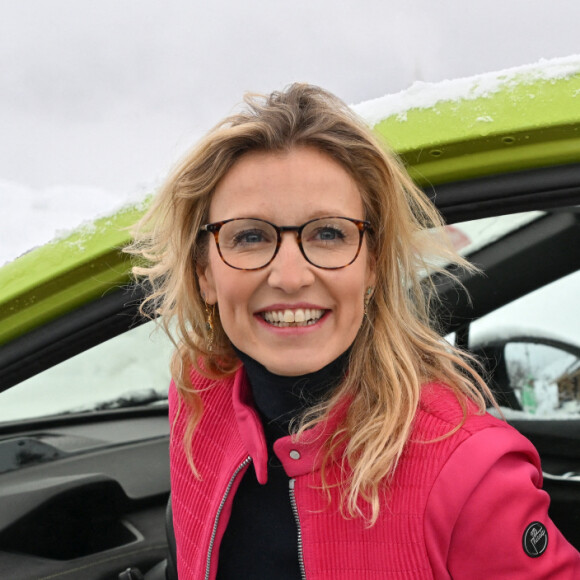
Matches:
[313,227,345,241]
[232,229,269,246]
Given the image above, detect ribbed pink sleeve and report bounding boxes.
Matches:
[424,426,580,579]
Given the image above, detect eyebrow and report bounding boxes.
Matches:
[213,210,364,223]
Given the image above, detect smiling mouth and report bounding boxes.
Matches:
[261,308,325,327]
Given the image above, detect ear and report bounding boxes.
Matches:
[196,261,218,305]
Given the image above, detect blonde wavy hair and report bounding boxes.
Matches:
[128,83,494,525]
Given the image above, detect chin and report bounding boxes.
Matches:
[263,356,329,377]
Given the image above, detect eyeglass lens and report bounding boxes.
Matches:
[216,218,363,269]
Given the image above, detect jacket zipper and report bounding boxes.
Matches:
[205,456,252,580]
[289,478,306,580]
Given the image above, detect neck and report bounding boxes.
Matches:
[233,346,351,431]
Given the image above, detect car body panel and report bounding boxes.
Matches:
[355,55,580,185]
[0,204,146,348]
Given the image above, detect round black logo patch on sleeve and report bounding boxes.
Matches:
[522,521,548,557]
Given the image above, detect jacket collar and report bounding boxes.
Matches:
[232,366,348,482]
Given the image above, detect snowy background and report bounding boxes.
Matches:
[2,0,580,264]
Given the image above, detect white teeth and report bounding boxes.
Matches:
[262,308,324,326]
[294,309,305,323]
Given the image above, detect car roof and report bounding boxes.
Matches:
[1,56,580,348]
[354,54,580,185]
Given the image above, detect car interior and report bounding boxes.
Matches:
[0,162,579,578]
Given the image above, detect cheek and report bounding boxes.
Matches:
[212,269,257,322]
[351,267,374,317]
[333,269,367,318]
[200,245,244,306]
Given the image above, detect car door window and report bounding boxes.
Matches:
[0,321,173,423]
[505,341,579,414]
[469,269,580,419]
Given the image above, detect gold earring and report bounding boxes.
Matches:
[364,286,374,317]
[204,300,215,352]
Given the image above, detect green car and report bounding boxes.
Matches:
[1,57,579,579]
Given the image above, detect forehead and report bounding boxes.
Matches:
[208,146,364,223]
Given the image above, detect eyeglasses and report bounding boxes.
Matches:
[200,216,371,270]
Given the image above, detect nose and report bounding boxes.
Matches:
[267,232,315,293]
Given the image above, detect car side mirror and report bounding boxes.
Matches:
[502,339,580,416]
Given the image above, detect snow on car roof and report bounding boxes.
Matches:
[352,54,580,126]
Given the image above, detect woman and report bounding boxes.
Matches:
[130,84,580,579]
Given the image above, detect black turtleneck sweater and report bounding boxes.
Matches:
[216,348,350,580]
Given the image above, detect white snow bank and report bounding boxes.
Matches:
[352,54,580,125]
[0,179,148,266]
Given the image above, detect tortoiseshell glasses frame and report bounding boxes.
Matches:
[199,216,372,270]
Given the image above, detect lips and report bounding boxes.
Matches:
[260,307,325,327]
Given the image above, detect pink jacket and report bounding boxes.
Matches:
[169,367,580,579]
